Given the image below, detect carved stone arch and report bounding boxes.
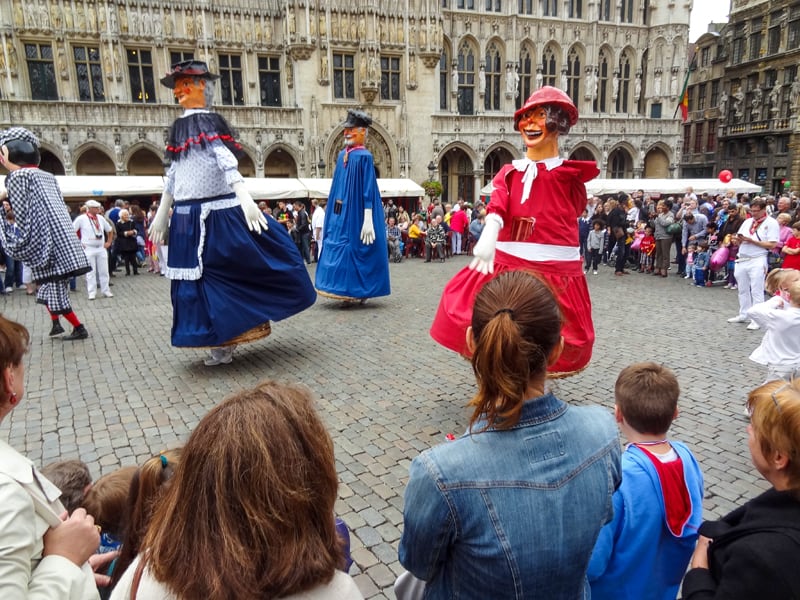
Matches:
[125,142,165,176]
[569,142,600,163]
[541,40,562,86]
[607,144,635,178]
[73,142,116,175]
[322,125,396,179]
[483,35,507,59]
[435,141,479,204]
[483,142,517,185]
[37,142,66,176]
[263,143,300,178]
[643,142,671,178]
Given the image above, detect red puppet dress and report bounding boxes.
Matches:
[430,156,599,376]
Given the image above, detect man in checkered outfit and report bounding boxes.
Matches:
[0,127,91,340]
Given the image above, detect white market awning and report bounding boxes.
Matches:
[481,177,763,197]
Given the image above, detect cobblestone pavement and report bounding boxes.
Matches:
[1,256,769,598]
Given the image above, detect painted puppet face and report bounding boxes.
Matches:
[343,126,366,147]
[517,106,558,160]
[173,76,206,109]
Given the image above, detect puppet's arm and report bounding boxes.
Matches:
[231,182,268,233]
[469,214,502,275]
[360,208,375,244]
[148,191,173,245]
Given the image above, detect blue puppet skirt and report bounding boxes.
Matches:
[167,194,316,347]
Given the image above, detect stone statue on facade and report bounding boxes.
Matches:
[733,87,745,121]
[718,89,728,119]
[790,77,800,108]
[769,84,781,115]
[750,85,763,118]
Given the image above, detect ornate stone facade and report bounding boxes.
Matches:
[0,0,689,203]
[681,1,800,196]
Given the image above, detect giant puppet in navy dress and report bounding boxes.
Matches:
[149,61,316,366]
[315,110,390,302]
[430,87,599,377]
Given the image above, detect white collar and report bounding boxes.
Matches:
[182,108,211,116]
[510,157,564,204]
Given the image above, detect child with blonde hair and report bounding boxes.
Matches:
[747,275,800,381]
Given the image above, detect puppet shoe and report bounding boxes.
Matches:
[204,347,234,366]
[746,321,761,331]
[63,325,89,341]
[727,315,748,323]
[49,321,65,337]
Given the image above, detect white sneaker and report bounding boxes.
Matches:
[88,293,96,300]
[103,291,114,298]
[727,315,748,323]
[746,321,761,330]
[593,270,598,275]
[4,287,12,293]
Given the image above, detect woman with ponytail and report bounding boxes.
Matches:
[397,271,621,599]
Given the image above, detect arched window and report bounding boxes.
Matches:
[457,41,476,115]
[484,42,502,111]
[594,49,609,112]
[567,47,581,104]
[517,46,534,109]
[542,45,557,87]
[610,150,628,178]
[439,51,449,110]
[457,155,474,202]
[616,53,632,113]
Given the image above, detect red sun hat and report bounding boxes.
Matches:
[513,86,579,130]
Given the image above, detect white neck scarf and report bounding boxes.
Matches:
[511,156,564,204]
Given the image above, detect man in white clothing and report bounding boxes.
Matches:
[727,197,779,330]
[73,200,114,300]
[311,198,326,261]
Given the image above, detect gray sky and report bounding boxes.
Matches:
[689,3,730,42]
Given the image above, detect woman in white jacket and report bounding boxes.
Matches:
[0,315,101,599]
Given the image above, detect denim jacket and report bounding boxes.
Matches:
[399,393,621,599]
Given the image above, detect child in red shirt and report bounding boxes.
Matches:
[780,221,800,271]
[638,225,656,273]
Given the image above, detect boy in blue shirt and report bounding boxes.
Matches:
[588,362,704,600]
[694,240,711,287]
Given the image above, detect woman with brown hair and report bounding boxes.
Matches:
[682,379,800,599]
[110,381,362,600]
[398,270,621,599]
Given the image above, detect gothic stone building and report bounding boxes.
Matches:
[0,0,689,204]
[681,0,800,197]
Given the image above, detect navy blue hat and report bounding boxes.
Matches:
[341,109,372,129]
[160,60,220,88]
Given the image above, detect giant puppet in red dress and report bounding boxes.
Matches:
[430,87,599,376]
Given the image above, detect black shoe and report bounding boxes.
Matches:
[49,321,65,336]
[63,324,89,341]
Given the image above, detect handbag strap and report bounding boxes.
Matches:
[130,557,146,600]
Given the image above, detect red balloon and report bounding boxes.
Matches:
[719,169,732,183]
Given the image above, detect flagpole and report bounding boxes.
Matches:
[673,55,698,119]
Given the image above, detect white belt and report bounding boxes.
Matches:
[496,241,580,262]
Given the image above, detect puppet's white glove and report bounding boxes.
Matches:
[148,191,173,245]
[469,215,501,275]
[233,182,268,234]
[360,208,375,245]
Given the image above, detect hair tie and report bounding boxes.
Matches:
[494,308,514,318]
[160,455,168,468]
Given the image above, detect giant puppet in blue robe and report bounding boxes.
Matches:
[315,110,391,301]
